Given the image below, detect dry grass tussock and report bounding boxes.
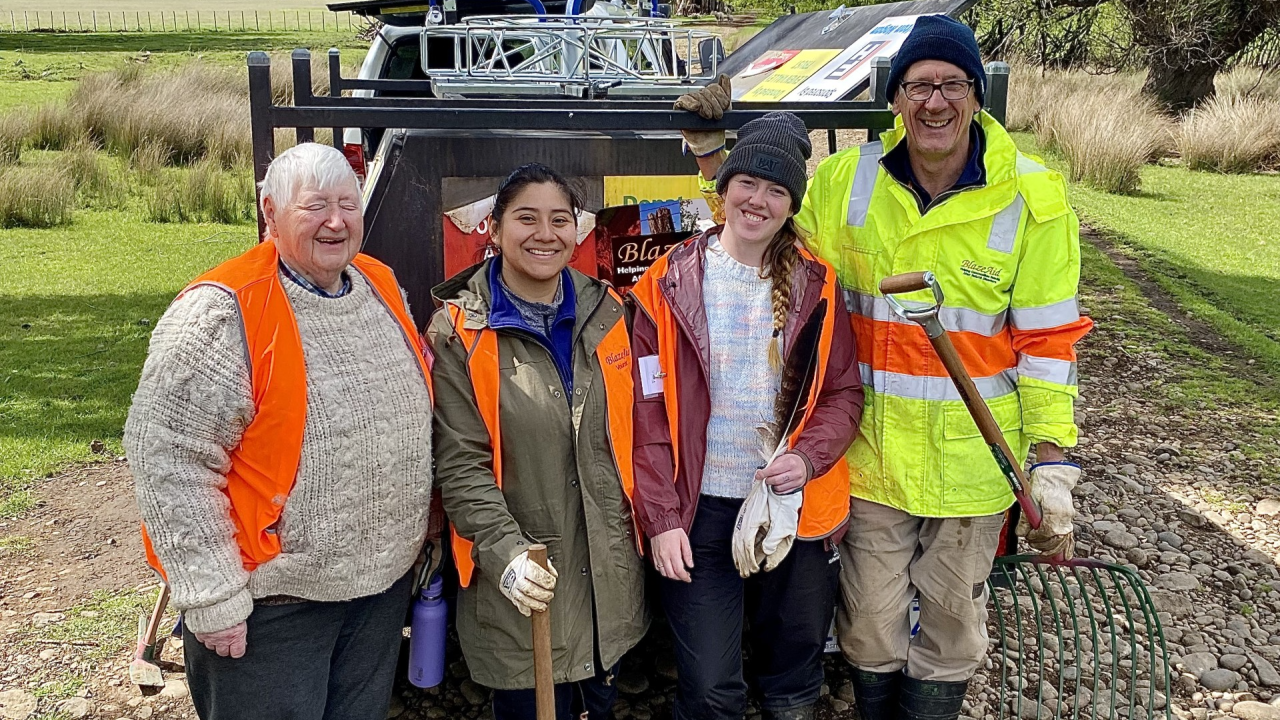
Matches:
[1178,95,1280,173]
[71,63,252,168]
[0,169,74,228]
[0,113,29,166]
[1006,66,1143,133]
[1217,67,1280,101]
[59,138,127,209]
[1037,88,1173,194]
[146,161,256,224]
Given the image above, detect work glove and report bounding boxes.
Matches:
[1017,462,1080,559]
[674,74,731,157]
[499,550,558,617]
[193,621,247,659]
[760,485,803,572]
[732,478,771,577]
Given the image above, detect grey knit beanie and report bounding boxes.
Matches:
[716,111,812,213]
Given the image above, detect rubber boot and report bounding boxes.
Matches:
[762,704,814,720]
[899,676,968,720]
[849,668,901,720]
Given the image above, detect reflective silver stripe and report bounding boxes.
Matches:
[860,363,1019,401]
[845,290,1007,336]
[846,141,883,228]
[1017,155,1048,175]
[987,194,1024,254]
[1018,354,1078,386]
[1010,297,1081,330]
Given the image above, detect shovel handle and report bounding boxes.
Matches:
[929,329,1044,529]
[528,544,555,720]
[879,271,931,295]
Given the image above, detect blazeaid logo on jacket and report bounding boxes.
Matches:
[750,152,783,176]
[605,347,631,372]
[961,260,1001,284]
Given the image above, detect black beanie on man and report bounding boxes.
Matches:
[715,111,812,213]
[887,14,986,105]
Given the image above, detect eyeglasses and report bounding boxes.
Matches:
[900,79,975,102]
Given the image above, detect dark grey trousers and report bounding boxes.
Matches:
[183,573,413,720]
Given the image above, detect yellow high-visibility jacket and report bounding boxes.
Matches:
[797,111,1092,518]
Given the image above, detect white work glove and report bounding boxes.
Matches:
[732,478,771,577]
[761,486,803,572]
[499,551,558,617]
[674,74,730,157]
[193,621,247,659]
[1016,462,1080,559]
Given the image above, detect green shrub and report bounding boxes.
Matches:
[0,169,75,228]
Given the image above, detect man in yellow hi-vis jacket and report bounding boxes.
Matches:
[675,15,1092,720]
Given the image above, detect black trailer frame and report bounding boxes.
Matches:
[246,49,1009,322]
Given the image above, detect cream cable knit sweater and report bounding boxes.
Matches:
[125,269,434,634]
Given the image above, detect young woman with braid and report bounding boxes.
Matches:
[628,112,864,720]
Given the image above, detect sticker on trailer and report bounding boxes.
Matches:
[784,15,921,102]
[736,50,801,79]
[739,49,842,102]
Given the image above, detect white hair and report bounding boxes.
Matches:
[258,142,359,214]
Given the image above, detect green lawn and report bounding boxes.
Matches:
[1012,132,1280,381]
[0,209,253,513]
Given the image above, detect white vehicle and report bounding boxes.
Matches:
[328,0,718,180]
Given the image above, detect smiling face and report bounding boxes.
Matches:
[893,59,980,164]
[722,174,792,251]
[264,180,363,292]
[492,181,577,298]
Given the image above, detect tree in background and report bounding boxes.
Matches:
[969,0,1280,111]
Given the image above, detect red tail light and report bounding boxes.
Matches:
[342,143,367,186]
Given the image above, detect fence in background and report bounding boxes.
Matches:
[0,9,359,33]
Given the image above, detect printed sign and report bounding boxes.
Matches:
[739,48,842,102]
[737,49,801,79]
[589,204,696,291]
[785,15,921,102]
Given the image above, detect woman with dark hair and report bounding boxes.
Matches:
[428,163,648,720]
[629,113,864,720]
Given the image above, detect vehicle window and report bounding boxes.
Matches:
[383,38,427,80]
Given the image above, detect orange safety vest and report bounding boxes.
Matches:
[629,243,851,540]
[142,240,433,579]
[445,294,637,588]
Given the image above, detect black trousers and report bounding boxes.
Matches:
[661,496,840,720]
[491,661,619,720]
[184,573,413,720]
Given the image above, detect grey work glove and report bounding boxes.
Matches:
[1016,462,1080,559]
[674,74,731,156]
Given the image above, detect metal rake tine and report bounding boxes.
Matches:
[989,561,1016,720]
[1030,561,1069,720]
[1087,566,1122,720]
[1049,562,1085,720]
[1073,565,1104,720]
[1112,563,1174,719]
[1104,566,1140,720]
[1014,562,1047,715]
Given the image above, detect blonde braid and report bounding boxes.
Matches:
[763,218,802,371]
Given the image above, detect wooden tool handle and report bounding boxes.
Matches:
[528,544,554,720]
[879,271,930,295]
[929,330,1044,529]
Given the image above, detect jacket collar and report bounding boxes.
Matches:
[657,228,828,370]
[431,257,606,338]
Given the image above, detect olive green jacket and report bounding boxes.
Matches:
[427,260,649,690]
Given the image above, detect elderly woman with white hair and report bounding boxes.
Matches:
[125,142,434,720]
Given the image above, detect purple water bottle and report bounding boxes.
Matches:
[408,576,447,688]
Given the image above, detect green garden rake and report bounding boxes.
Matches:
[880,272,1173,720]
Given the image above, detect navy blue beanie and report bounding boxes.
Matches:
[887,15,985,105]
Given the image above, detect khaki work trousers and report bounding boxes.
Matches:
[836,497,1004,683]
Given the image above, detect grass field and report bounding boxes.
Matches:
[1013,132,1280,384]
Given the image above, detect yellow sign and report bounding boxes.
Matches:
[604,175,703,206]
[740,49,842,102]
